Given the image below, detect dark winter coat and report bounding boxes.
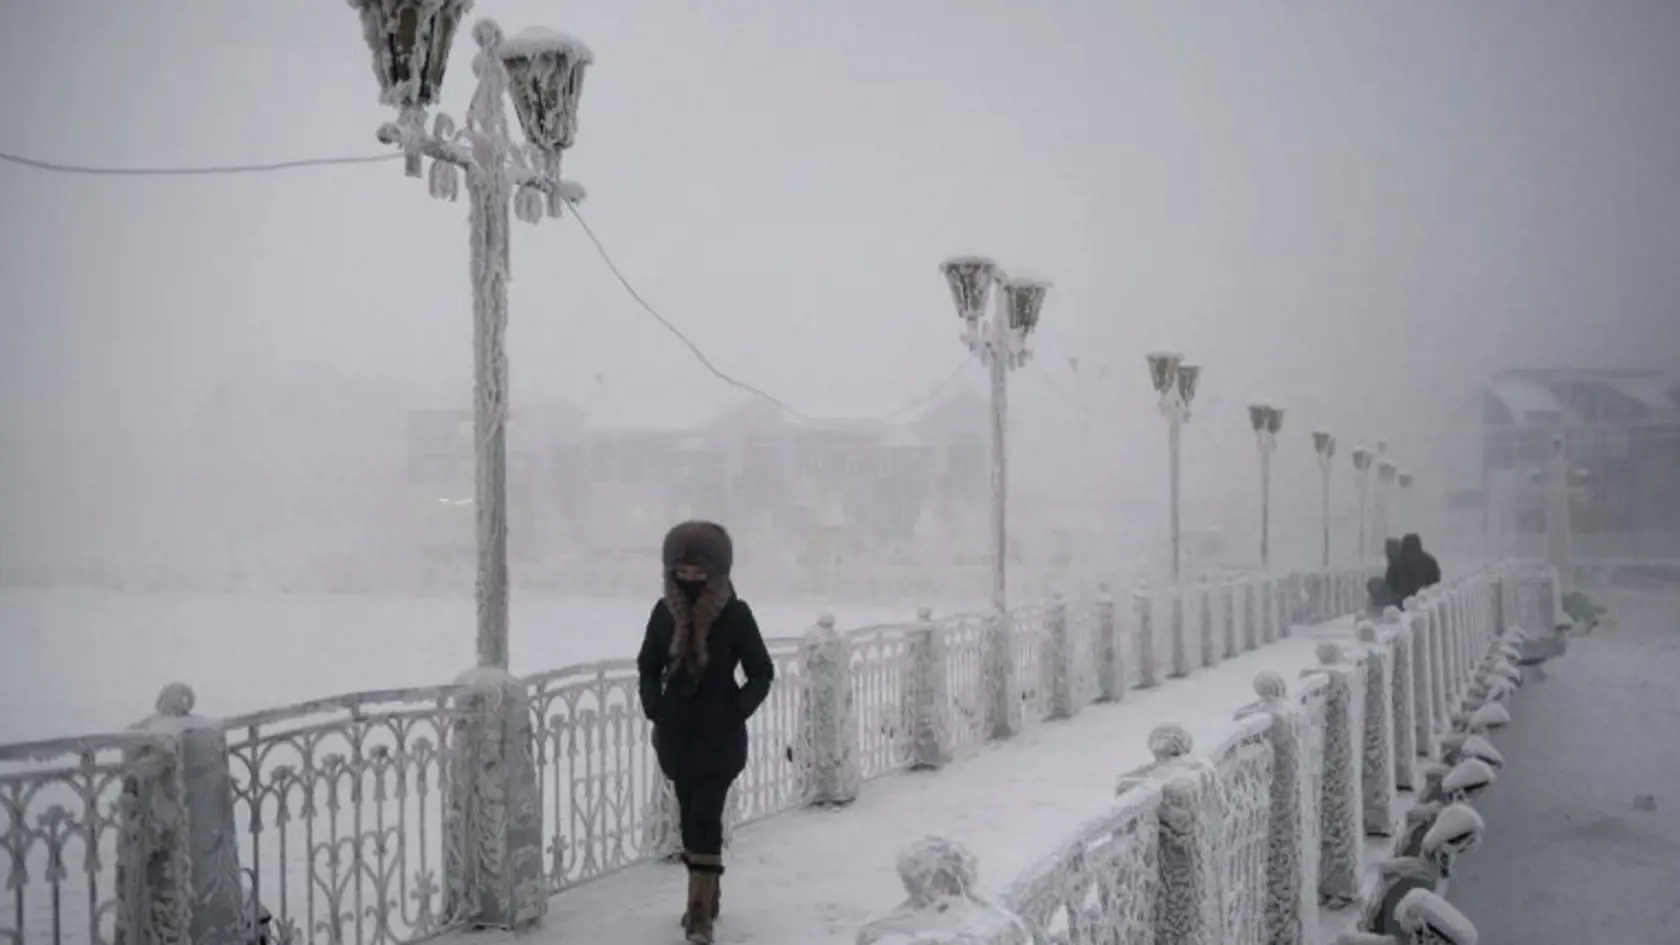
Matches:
[638,592,775,781]
[1386,534,1442,603]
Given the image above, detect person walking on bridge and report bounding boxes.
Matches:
[638,521,776,944]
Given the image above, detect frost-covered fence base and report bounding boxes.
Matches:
[851,562,1555,945]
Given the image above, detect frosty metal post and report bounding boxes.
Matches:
[1146,353,1202,582]
[1350,446,1374,564]
[1374,447,1397,557]
[1396,469,1415,536]
[1545,434,1576,596]
[1313,431,1337,569]
[348,1,592,670]
[1250,404,1285,571]
[938,257,1049,617]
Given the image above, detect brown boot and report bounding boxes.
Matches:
[676,853,723,926]
[683,853,724,944]
[686,872,718,944]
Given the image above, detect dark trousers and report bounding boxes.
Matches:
[673,776,733,858]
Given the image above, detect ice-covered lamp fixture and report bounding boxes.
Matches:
[500,26,592,215]
[1004,280,1049,337]
[1351,446,1374,472]
[1146,352,1183,397]
[1398,471,1415,489]
[1378,459,1398,483]
[1175,363,1201,406]
[1313,430,1336,458]
[941,256,999,324]
[349,0,473,174]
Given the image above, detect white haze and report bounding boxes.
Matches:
[2,1,1679,604]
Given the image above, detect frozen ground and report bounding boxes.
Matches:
[1451,583,1680,944]
[442,630,1343,945]
[0,588,957,741]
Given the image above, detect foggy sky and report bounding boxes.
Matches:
[2,0,1678,570]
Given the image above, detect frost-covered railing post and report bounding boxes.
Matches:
[1243,672,1317,945]
[985,607,1023,739]
[129,683,244,943]
[448,666,547,929]
[1094,584,1127,702]
[1398,603,1427,787]
[801,615,861,805]
[1170,585,1193,678]
[855,837,1032,945]
[1427,594,1450,731]
[1244,580,1261,651]
[1303,643,1363,907]
[1498,564,1512,632]
[1142,724,1223,945]
[1354,622,1397,838]
[1136,585,1160,689]
[1046,596,1078,720]
[1198,578,1218,669]
[905,607,954,768]
[1277,574,1295,638]
[1222,579,1240,660]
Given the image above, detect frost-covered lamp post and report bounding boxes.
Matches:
[1249,404,1284,571]
[1374,458,1398,558]
[1545,434,1575,595]
[1313,430,1337,568]
[1397,470,1415,534]
[1351,446,1374,563]
[1146,354,1201,581]
[348,0,591,669]
[939,257,1049,617]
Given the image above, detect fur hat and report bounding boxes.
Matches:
[661,521,734,577]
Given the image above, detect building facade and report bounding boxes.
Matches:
[1458,368,1680,552]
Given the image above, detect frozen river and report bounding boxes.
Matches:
[0,586,957,742]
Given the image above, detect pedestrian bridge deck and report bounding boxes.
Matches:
[447,623,1355,945]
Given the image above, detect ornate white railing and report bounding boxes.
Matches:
[1,561,1391,944]
[223,686,466,945]
[0,731,188,945]
[856,560,1561,945]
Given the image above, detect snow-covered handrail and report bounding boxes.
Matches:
[850,560,1556,945]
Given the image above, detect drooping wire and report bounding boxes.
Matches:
[0,142,972,426]
[565,202,971,424]
[0,147,403,177]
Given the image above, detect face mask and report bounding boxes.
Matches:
[675,578,707,602]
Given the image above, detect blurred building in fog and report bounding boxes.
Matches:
[403,389,994,587]
[1447,368,1680,556]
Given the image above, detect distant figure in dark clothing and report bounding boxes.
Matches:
[1387,533,1442,603]
[1405,533,1442,589]
[637,521,775,945]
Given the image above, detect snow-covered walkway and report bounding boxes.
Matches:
[1451,584,1680,943]
[447,627,1349,945]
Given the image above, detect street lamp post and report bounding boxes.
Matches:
[1313,430,1337,568]
[1249,404,1284,571]
[941,256,1048,740]
[1545,434,1576,595]
[1375,459,1398,554]
[1351,446,1374,562]
[1069,357,1110,598]
[1397,470,1415,534]
[347,1,592,671]
[940,257,1048,615]
[1146,354,1201,582]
